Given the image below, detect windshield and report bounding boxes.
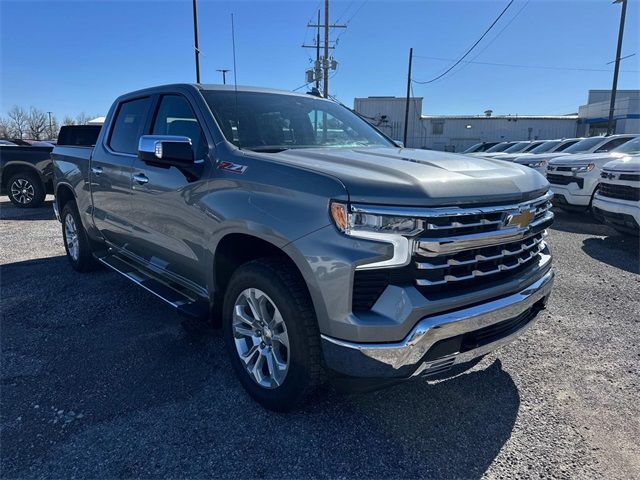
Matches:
[485,142,513,153]
[563,137,604,154]
[613,137,640,154]
[202,90,393,151]
[463,143,483,153]
[503,142,531,153]
[530,140,561,154]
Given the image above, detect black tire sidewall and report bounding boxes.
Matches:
[7,172,45,208]
[222,262,317,411]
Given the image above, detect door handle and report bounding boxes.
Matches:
[133,173,149,185]
[91,166,103,175]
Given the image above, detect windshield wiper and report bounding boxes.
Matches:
[245,146,290,153]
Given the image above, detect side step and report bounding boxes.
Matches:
[97,252,209,320]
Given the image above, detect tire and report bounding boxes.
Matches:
[61,201,101,272]
[222,258,323,411]
[7,171,46,208]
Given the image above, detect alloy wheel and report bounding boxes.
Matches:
[232,288,290,389]
[10,178,35,205]
[64,213,80,261]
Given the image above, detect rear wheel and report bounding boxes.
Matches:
[61,201,101,272]
[222,258,323,411]
[7,171,45,208]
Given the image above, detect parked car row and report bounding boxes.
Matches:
[465,135,639,235]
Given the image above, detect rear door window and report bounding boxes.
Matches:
[108,97,150,154]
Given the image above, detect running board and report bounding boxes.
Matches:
[96,252,209,320]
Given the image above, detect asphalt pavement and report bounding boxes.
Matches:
[1,195,639,479]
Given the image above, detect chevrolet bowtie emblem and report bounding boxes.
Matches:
[505,209,535,229]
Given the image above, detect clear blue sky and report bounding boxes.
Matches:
[1,0,638,119]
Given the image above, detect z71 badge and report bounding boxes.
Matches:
[218,161,248,174]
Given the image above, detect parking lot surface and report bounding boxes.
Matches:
[1,195,639,479]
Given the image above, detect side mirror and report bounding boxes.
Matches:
[393,140,404,148]
[138,135,194,166]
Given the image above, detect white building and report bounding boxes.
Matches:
[577,90,639,136]
[354,89,639,152]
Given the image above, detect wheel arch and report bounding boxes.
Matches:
[212,232,319,325]
[55,182,76,215]
[1,162,44,190]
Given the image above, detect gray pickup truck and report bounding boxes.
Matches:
[52,84,554,410]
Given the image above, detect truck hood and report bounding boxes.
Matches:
[548,151,623,166]
[270,147,548,206]
[602,154,640,172]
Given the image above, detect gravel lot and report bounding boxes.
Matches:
[1,195,639,479]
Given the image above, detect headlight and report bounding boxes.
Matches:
[527,160,547,168]
[571,163,595,174]
[330,202,419,235]
[330,202,420,270]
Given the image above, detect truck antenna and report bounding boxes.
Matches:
[231,13,241,149]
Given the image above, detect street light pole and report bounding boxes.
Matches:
[217,69,230,84]
[607,0,627,135]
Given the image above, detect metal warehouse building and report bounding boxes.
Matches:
[354,89,639,152]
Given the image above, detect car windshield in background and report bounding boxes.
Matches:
[485,142,513,153]
[530,140,561,154]
[463,142,483,153]
[202,90,393,152]
[503,142,530,153]
[612,136,640,154]
[563,137,604,154]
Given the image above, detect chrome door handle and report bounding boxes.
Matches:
[91,166,103,175]
[133,173,149,185]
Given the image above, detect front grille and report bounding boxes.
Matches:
[351,192,554,311]
[620,173,640,182]
[548,173,583,188]
[598,182,640,202]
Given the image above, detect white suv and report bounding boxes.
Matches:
[546,135,638,210]
[592,154,640,235]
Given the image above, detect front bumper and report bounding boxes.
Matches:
[593,195,640,232]
[322,269,554,378]
[549,183,591,207]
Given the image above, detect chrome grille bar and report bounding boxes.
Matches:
[416,236,545,270]
[416,246,549,286]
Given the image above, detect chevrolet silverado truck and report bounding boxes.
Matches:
[52,84,555,411]
[592,154,640,235]
[547,135,638,211]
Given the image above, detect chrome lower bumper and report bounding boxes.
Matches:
[322,269,554,378]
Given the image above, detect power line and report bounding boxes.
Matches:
[413,0,515,84]
[413,55,639,73]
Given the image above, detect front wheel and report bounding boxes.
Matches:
[222,258,323,411]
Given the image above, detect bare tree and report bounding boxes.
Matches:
[62,116,75,126]
[27,107,48,140]
[44,113,60,140]
[75,112,91,125]
[7,106,29,139]
[0,117,12,138]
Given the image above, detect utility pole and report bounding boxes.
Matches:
[47,111,53,138]
[316,10,321,91]
[403,48,413,147]
[607,0,627,135]
[192,0,201,83]
[217,69,230,84]
[323,0,330,98]
[302,1,345,97]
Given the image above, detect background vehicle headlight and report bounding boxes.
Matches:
[571,163,595,173]
[528,160,547,168]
